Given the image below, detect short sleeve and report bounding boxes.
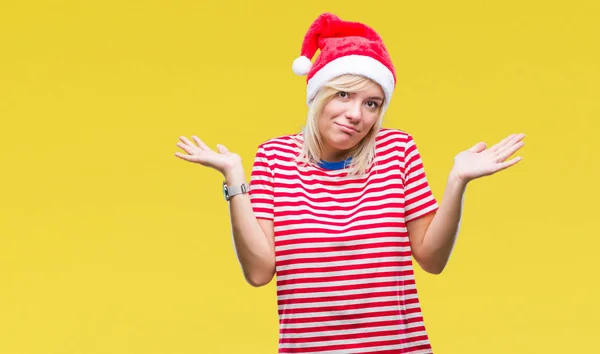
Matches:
[401,134,439,222]
[249,144,275,220]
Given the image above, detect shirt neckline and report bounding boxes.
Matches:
[317,157,353,170]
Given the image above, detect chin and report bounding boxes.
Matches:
[322,129,361,153]
[330,139,357,151]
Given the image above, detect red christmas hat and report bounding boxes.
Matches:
[292,13,397,111]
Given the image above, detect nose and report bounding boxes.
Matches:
[345,101,362,121]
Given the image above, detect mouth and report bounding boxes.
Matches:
[335,122,358,133]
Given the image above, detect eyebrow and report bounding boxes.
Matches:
[367,96,384,102]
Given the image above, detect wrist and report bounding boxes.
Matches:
[223,164,246,185]
[448,169,469,189]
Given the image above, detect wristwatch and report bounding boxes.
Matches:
[223,181,250,201]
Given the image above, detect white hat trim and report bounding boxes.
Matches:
[306,55,395,109]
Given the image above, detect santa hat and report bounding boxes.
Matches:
[292,12,397,111]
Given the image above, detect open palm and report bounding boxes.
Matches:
[175,136,241,175]
[452,133,526,184]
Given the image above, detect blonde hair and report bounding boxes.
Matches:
[294,74,386,177]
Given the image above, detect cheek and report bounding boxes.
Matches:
[322,100,345,119]
[319,105,339,130]
[364,108,381,124]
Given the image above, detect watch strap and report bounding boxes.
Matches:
[223,181,250,201]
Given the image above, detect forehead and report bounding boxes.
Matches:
[355,82,384,98]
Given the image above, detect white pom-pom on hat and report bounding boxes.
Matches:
[292,56,313,76]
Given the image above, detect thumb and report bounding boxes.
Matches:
[468,141,487,153]
[216,144,229,154]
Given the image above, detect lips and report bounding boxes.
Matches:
[335,122,358,133]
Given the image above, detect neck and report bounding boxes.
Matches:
[321,149,352,162]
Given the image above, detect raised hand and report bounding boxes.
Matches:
[175,136,242,176]
[450,133,525,184]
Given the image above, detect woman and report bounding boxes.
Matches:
[175,12,524,354]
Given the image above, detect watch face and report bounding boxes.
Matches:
[222,182,228,200]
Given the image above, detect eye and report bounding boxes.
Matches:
[366,101,379,109]
[337,91,349,99]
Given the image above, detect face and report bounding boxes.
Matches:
[318,82,384,162]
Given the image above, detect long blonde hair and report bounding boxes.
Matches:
[294,74,386,177]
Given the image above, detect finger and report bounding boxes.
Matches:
[494,155,523,172]
[192,136,211,151]
[174,152,199,162]
[497,141,525,161]
[468,141,487,153]
[504,133,525,146]
[179,136,197,147]
[176,141,197,155]
[497,133,526,154]
[217,144,229,154]
[489,134,516,152]
[491,133,525,152]
[505,135,525,150]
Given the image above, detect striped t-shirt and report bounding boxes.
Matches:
[249,127,439,354]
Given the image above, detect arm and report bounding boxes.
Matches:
[407,133,525,275]
[175,136,276,286]
[225,164,276,287]
[407,174,466,275]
